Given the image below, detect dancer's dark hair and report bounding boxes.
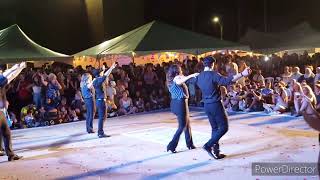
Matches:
[166,64,181,86]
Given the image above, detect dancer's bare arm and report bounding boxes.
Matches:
[103,62,117,77]
[232,67,252,82]
[3,62,27,84]
[174,73,199,85]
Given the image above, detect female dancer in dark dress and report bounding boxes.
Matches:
[166,64,199,153]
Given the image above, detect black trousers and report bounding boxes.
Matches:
[0,116,14,157]
[204,101,229,148]
[168,99,194,149]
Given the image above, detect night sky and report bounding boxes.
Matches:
[0,0,320,55]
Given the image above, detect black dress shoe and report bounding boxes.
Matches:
[166,147,177,153]
[0,151,5,156]
[203,145,215,158]
[187,145,196,150]
[212,143,226,159]
[87,130,95,134]
[8,155,22,161]
[98,134,111,138]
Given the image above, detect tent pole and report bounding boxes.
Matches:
[132,52,135,64]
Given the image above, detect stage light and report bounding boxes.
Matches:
[264,56,270,61]
[212,17,219,23]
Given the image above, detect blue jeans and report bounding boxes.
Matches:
[33,93,42,109]
[84,98,94,133]
[96,99,106,135]
[203,101,229,147]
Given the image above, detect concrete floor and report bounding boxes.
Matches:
[0,109,319,180]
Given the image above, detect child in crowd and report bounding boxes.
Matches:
[134,91,145,113]
[24,109,35,128]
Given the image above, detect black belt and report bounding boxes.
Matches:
[172,98,187,100]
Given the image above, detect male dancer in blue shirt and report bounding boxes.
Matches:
[191,56,251,159]
[92,62,116,138]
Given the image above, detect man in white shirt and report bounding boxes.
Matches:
[106,81,117,102]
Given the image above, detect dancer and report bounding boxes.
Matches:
[0,62,26,161]
[80,73,95,134]
[166,64,199,153]
[190,56,251,159]
[92,62,116,138]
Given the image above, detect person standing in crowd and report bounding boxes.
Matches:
[143,64,158,94]
[92,63,116,138]
[166,64,199,153]
[281,66,292,84]
[0,62,26,161]
[80,73,95,134]
[190,56,251,159]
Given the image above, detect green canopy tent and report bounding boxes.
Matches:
[240,22,320,54]
[0,24,70,63]
[76,21,249,57]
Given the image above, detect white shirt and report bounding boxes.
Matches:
[106,86,116,100]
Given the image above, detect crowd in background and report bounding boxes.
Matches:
[4,50,320,129]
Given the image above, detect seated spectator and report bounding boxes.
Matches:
[45,73,62,111]
[148,90,159,110]
[118,91,138,115]
[292,81,303,116]
[291,67,303,81]
[24,109,35,128]
[70,90,84,119]
[228,84,245,112]
[244,85,264,112]
[260,80,274,104]
[157,89,168,109]
[297,85,317,115]
[315,81,320,112]
[106,81,117,102]
[314,67,320,84]
[281,66,292,84]
[20,104,37,128]
[134,91,145,113]
[298,67,315,87]
[220,86,230,108]
[58,97,70,123]
[263,83,288,114]
[106,96,117,118]
[252,69,265,87]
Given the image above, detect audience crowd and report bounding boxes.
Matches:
[5,51,320,129]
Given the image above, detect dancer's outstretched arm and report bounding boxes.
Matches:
[3,62,26,84]
[103,62,117,77]
[174,73,199,85]
[232,67,251,82]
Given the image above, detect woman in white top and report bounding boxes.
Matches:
[299,85,317,115]
[292,81,304,116]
